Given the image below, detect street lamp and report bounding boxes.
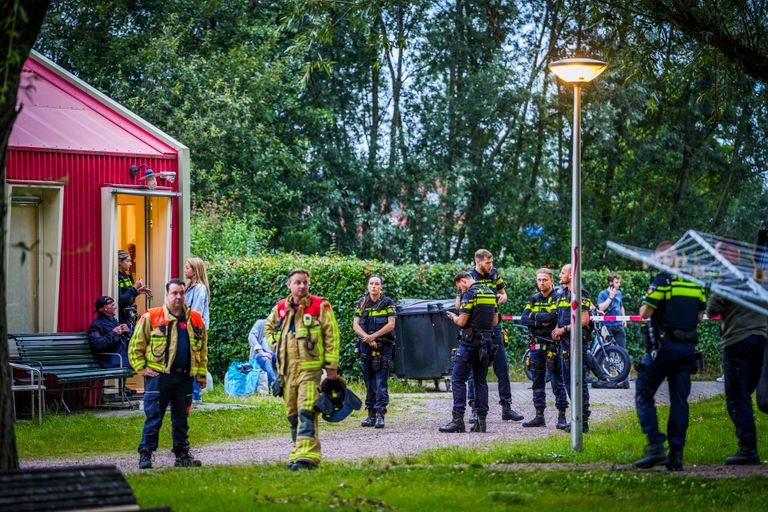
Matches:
[548,57,607,451]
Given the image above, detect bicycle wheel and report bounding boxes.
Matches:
[522,349,534,381]
[596,346,631,383]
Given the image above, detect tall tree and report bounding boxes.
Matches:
[1,0,51,471]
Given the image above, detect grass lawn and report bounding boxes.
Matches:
[16,378,424,460]
[125,394,768,511]
[127,463,766,512]
[409,395,768,466]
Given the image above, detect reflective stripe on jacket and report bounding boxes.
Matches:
[128,304,208,377]
[264,294,341,373]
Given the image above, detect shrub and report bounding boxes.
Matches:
[191,201,274,261]
[206,255,723,378]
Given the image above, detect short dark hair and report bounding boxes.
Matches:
[166,278,185,292]
[454,271,472,284]
[287,268,310,282]
[474,249,493,261]
[607,273,620,285]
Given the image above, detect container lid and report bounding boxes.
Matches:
[395,299,456,315]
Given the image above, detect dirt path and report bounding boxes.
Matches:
[23,381,741,475]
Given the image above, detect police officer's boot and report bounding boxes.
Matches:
[634,443,668,469]
[725,447,761,465]
[439,411,466,433]
[666,447,683,472]
[522,408,545,428]
[174,449,202,468]
[468,401,477,424]
[375,411,385,429]
[138,449,152,470]
[471,415,487,433]
[501,402,524,421]
[361,410,376,427]
[555,409,569,430]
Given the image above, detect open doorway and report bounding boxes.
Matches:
[102,189,173,313]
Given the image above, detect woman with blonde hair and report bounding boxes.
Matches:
[184,257,210,328]
[185,257,210,401]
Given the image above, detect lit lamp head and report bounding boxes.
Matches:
[548,57,607,85]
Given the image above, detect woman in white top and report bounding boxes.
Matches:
[184,257,210,328]
[184,257,210,401]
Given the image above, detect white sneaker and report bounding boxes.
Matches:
[716,375,725,383]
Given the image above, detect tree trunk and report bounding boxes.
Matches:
[1,0,51,471]
[712,105,749,228]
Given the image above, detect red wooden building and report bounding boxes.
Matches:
[5,50,191,334]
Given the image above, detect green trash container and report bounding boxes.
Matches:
[393,299,459,383]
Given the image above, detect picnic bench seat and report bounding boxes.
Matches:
[0,464,171,511]
[10,333,134,413]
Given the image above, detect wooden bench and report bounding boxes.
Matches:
[10,333,134,413]
[0,464,171,511]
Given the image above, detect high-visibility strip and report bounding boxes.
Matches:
[327,308,341,359]
[304,383,315,409]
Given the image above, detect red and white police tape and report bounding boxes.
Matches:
[500,315,720,322]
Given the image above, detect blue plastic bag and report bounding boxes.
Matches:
[224,361,263,397]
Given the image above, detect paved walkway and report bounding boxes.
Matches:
[22,381,725,474]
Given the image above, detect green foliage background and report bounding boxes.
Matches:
[206,254,721,379]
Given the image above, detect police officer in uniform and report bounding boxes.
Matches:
[551,264,592,433]
[353,274,397,429]
[117,249,152,324]
[520,268,569,428]
[440,272,499,433]
[265,268,341,470]
[634,242,706,471]
[129,279,207,469]
[463,249,524,423]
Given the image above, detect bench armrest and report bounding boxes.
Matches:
[9,362,44,387]
[97,352,127,369]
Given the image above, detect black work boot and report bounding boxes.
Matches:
[174,450,202,467]
[522,409,545,428]
[564,420,589,433]
[470,415,487,433]
[375,411,385,429]
[468,401,478,424]
[290,459,318,471]
[666,447,683,472]
[501,402,524,421]
[556,409,569,430]
[439,411,466,433]
[361,410,376,427]
[725,447,761,465]
[138,450,152,470]
[634,443,668,469]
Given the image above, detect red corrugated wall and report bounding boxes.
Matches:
[6,149,180,332]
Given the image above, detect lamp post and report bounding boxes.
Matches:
[548,57,607,451]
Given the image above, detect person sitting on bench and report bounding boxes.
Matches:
[88,295,131,369]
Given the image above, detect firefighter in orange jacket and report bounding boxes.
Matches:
[265,268,341,470]
[129,278,208,470]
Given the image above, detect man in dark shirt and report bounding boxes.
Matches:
[463,249,523,423]
[551,264,592,433]
[634,241,706,471]
[707,240,768,465]
[440,272,498,434]
[88,295,130,369]
[520,268,569,428]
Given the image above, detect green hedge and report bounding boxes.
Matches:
[206,254,722,379]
